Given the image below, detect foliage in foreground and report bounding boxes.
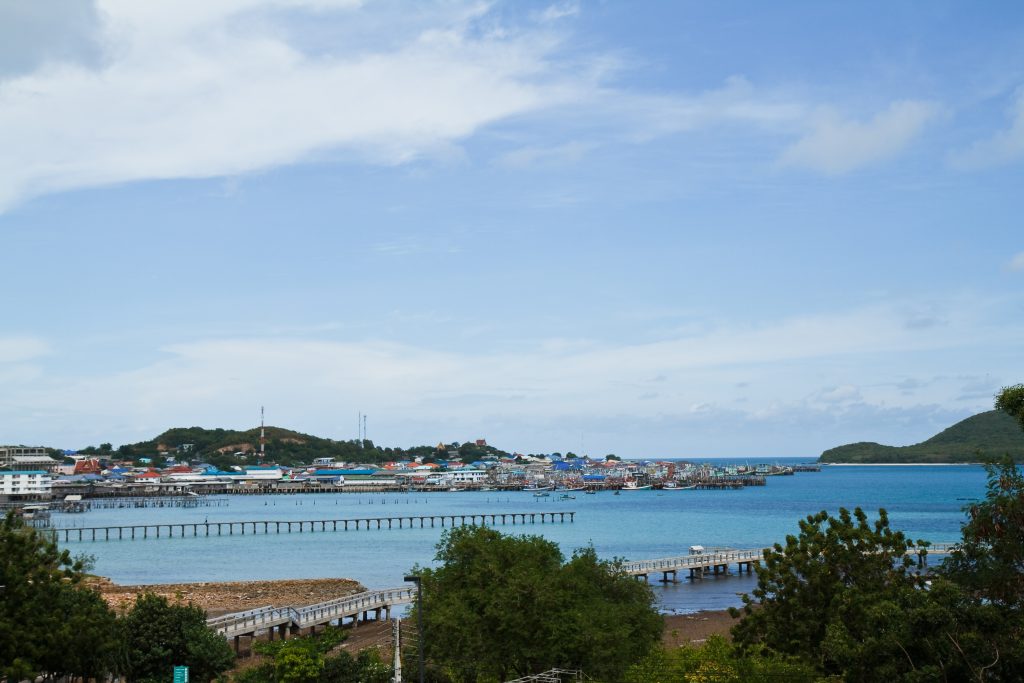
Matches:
[730,457,1024,681]
[411,525,662,682]
[120,593,236,683]
[0,512,234,682]
[235,628,390,683]
[626,635,823,683]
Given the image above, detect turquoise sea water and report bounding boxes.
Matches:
[53,461,989,614]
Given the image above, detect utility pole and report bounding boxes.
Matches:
[392,618,402,683]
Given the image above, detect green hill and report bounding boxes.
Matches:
[77,427,513,469]
[819,410,1024,463]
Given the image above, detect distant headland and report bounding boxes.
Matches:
[818,410,1024,464]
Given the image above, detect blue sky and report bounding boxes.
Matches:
[1,1,1022,457]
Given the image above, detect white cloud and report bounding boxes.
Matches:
[496,141,594,168]
[1011,252,1024,271]
[950,88,1024,169]
[537,2,580,23]
[0,1,588,212]
[9,295,1020,451]
[781,100,938,174]
[0,335,49,363]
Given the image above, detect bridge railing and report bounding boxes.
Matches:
[207,587,417,636]
[620,541,961,576]
[294,587,415,627]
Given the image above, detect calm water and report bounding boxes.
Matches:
[54,461,988,614]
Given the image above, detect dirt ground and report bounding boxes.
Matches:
[662,610,742,647]
[88,576,365,616]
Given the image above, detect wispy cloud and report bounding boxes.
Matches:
[780,100,938,174]
[537,2,580,23]
[0,1,586,212]
[949,88,1024,169]
[9,296,1020,450]
[1011,252,1024,271]
[0,335,49,363]
[496,141,594,168]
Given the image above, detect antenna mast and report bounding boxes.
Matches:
[260,406,266,462]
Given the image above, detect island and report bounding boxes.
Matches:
[819,410,1024,464]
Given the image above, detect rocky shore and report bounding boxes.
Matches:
[662,610,742,646]
[88,577,365,616]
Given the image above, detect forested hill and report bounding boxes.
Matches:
[77,426,511,469]
[819,410,1024,463]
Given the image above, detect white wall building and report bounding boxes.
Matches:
[0,470,53,500]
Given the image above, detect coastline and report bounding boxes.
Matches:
[662,610,742,646]
[88,577,365,617]
[824,462,985,466]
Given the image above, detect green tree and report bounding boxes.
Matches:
[413,526,661,682]
[730,508,930,678]
[625,635,820,683]
[120,593,235,682]
[996,383,1024,430]
[0,512,121,681]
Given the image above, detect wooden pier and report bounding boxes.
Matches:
[52,510,575,542]
[622,542,959,583]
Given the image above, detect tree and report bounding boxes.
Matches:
[120,593,234,682]
[625,635,819,683]
[413,526,661,682]
[730,507,935,678]
[0,512,121,681]
[996,383,1024,430]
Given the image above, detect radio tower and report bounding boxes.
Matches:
[259,406,266,462]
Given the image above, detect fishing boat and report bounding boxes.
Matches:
[621,480,652,491]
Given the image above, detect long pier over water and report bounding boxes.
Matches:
[622,542,959,582]
[52,510,575,542]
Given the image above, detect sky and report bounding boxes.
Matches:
[1,0,1022,458]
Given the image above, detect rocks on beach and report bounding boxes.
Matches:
[88,576,365,616]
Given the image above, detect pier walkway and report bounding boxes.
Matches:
[206,586,415,652]
[623,542,959,582]
[52,510,575,542]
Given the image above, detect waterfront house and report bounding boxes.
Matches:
[0,470,53,502]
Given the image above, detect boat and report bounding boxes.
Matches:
[621,481,652,491]
[533,492,550,498]
[559,494,575,500]
[584,490,597,495]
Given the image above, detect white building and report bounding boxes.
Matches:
[443,469,488,484]
[0,470,53,501]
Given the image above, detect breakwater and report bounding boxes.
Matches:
[51,510,575,542]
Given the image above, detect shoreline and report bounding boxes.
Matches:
[88,576,365,617]
[88,576,741,646]
[662,610,742,646]
[824,462,985,466]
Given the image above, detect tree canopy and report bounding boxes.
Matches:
[0,512,235,682]
[412,526,662,682]
[996,383,1024,431]
[731,457,1024,681]
[0,512,120,681]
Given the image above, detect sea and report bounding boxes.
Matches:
[52,459,990,615]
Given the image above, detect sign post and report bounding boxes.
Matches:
[173,666,189,683]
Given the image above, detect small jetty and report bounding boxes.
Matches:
[52,510,575,542]
[207,586,414,654]
[623,542,959,583]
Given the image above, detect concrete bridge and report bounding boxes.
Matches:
[623,542,959,582]
[206,586,415,653]
[52,510,575,542]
